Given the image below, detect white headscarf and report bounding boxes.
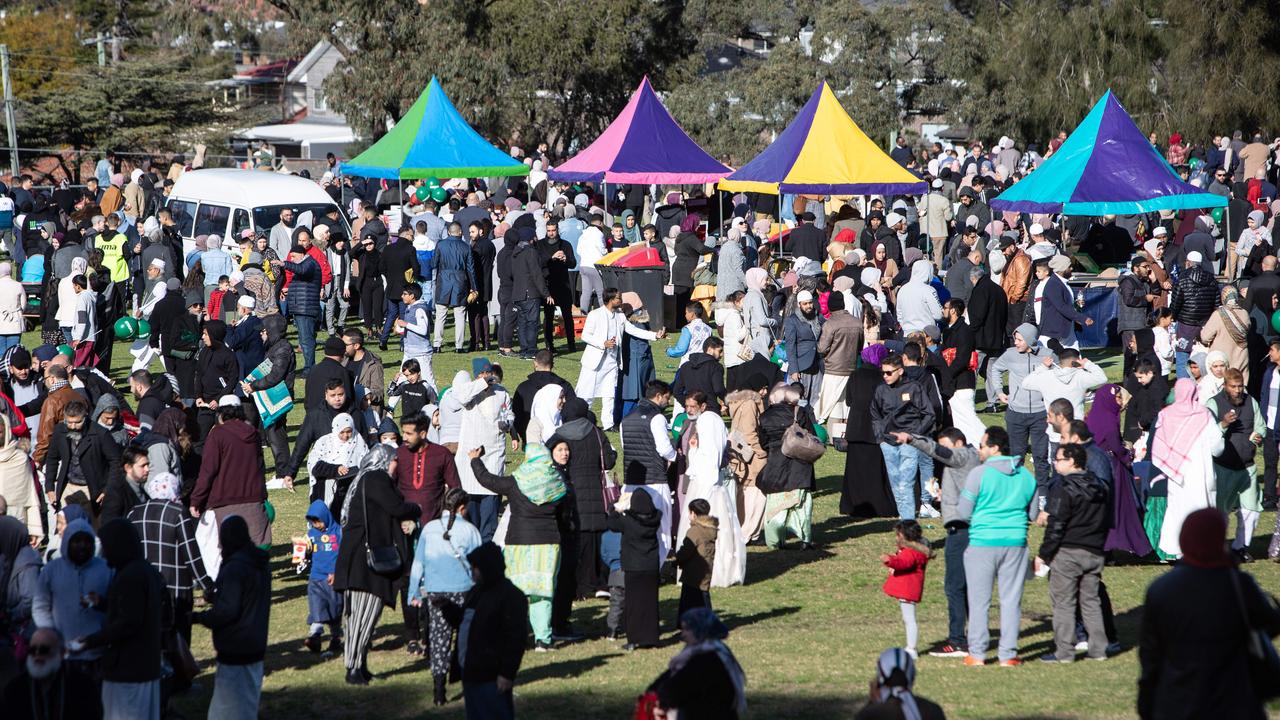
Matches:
[530,383,564,442]
[307,413,368,491]
[860,267,887,312]
[874,648,922,720]
[687,409,727,483]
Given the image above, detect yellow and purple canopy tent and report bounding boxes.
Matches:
[718,81,926,196]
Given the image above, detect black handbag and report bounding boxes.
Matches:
[360,478,403,576]
[1228,568,1280,701]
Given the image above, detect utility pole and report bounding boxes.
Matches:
[96,33,106,67]
[0,45,18,180]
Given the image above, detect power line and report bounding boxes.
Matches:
[6,66,240,90]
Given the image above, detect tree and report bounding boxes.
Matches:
[0,4,86,98]
[16,53,229,181]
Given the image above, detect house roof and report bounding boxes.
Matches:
[287,40,341,84]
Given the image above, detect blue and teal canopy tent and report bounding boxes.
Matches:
[991,90,1226,215]
[342,76,529,181]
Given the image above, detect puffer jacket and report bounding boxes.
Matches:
[247,314,296,392]
[1168,264,1220,327]
[280,253,320,317]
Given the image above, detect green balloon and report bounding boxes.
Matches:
[113,316,138,340]
[425,176,441,190]
[415,185,431,201]
[135,319,151,340]
[1271,309,1280,335]
[670,412,688,444]
[1210,207,1224,224]
[430,186,448,203]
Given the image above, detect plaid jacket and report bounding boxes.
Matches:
[127,498,212,598]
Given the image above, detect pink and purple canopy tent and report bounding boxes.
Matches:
[547,77,730,185]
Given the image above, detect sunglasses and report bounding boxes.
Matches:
[882,369,899,376]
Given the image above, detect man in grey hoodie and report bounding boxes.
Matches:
[986,322,1056,496]
[894,427,980,657]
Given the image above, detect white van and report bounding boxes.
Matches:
[166,168,352,255]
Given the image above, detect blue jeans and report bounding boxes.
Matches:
[293,313,317,370]
[463,681,514,720]
[1175,349,1190,379]
[918,451,936,504]
[380,299,408,343]
[0,335,20,355]
[468,494,500,543]
[880,442,920,520]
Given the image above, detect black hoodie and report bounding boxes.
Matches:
[250,314,296,392]
[196,319,241,402]
[605,487,661,572]
[197,516,271,665]
[85,519,166,683]
[442,543,528,684]
[671,352,726,414]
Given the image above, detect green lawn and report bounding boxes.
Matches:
[58,324,1278,719]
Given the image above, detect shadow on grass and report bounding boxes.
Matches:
[254,683,1089,720]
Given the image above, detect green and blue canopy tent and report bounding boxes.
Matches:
[342,76,529,182]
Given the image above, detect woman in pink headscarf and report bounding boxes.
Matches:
[1149,378,1225,558]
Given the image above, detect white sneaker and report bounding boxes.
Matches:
[918,503,941,519]
[1074,641,1089,652]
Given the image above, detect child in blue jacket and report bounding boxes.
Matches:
[304,500,343,655]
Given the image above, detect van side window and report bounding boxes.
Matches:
[168,199,197,237]
[232,208,251,239]
[195,203,230,238]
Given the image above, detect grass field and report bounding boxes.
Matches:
[57,323,1278,719]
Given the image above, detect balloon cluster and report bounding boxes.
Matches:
[113,316,150,341]
[414,177,448,204]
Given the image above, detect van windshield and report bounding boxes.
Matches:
[253,204,347,234]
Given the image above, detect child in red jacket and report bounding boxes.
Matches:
[881,520,934,660]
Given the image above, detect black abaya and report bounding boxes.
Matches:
[625,570,660,647]
[840,366,897,518]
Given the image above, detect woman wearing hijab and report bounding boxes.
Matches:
[1200,287,1251,383]
[871,242,899,292]
[128,471,210,646]
[672,214,709,326]
[307,412,369,511]
[1148,379,1224,558]
[605,486,661,649]
[526,383,565,447]
[1197,350,1229,404]
[841,345,897,518]
[333,444,422,685]
[1085,384,1153,558]
[860,266,889,315]
[1139,508,1280,720]
[0,415,38,542]
[716,226,747,302]
[855,648,946,720]
[647,608,747,719]
[741,267,777,359]
[756,383,818,549]
[469,440,569,651]
[55,256,89,340]
[0,262,24,356]
[620,209,641,247]
[677,392,745,587]
[0,513,40,645]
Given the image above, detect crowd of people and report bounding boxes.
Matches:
[0,127,1277,719]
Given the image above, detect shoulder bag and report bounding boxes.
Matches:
[598,427,621,512]
[780,406,826,464]
[361,478,403,576]
[1228,568,1280,701]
